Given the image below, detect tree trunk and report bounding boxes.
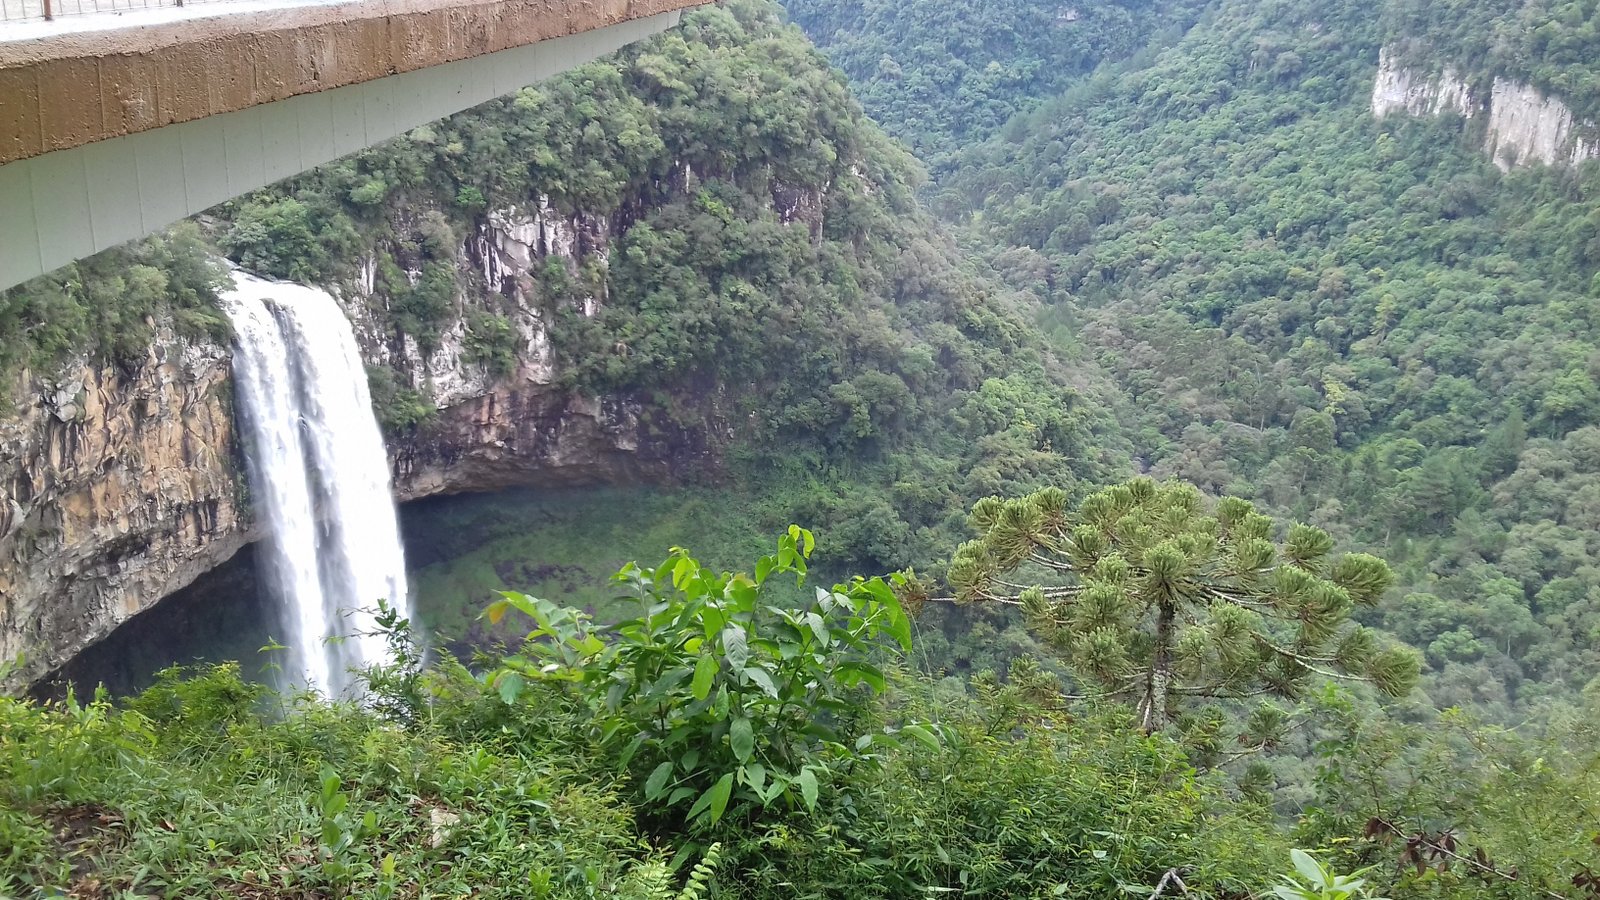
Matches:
[1143,600,1175,732]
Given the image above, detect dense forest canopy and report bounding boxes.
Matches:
[788,0,1600,725]
[782,0,1208,167]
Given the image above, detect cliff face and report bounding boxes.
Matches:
[1372,47,1600,171]
[376,201,700,501]
[0,331,246,689]
[0,203,692,691]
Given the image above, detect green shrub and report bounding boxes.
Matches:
[488,527,930,832]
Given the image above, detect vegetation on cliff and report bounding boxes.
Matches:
[11,0,1600,892]
[0,224,229,385]
[1382,0,1600,120]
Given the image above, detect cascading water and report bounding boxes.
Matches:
[223,270,410,696]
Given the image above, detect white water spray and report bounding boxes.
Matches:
[223,270,410,696]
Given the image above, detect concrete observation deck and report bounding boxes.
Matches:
[0,0,705,291]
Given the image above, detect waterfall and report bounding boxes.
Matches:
[222,270,410,696]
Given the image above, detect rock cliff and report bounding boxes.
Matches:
[0,204,689,692]
[1372,47,1600,171]
[0,331,246,690]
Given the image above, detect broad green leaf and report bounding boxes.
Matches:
[744,666,779,698]
[796,768,819,811]
[729,577,758,610]
[692,654,717,701]
[666,785,697,807]
[730,716,755,763]
[742,763,767,794]
[495,671,525,705]
[708,771,735,823]
[898,723,941,753]
[645,761,674,801]
[617,733,646,770]
[1291,849,1325,887]
[493,591,543,623]
[837,661,886,693]
[672,555,696,589]
[804,611,830,647]
[722,625,750,670]
[688,772,735,825]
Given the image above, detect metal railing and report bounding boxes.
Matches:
[2,0,245,24]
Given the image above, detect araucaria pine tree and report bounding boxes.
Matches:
[948,478,1419,732]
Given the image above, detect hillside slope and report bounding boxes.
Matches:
[794,0,1600,718]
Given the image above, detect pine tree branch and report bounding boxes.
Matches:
[1256,639,1364,681]
[1028,552,1078,572]
[1169,683,1276,698]
[921,595,1021,606]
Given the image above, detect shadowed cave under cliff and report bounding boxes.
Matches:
[35,484,782,699]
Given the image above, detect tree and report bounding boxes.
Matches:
[947,477,1419,732]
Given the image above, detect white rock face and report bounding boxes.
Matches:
[1484,79,1600,170]
[1371,46,1600,171]
[1371,49,1474,119]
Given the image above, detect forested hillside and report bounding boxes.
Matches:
[782,0,1207,167]
[792,0,1600,723]
[1,0,1116,584]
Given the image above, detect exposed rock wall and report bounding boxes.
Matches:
[378,201,695,500]
[0,331,247,689]
[1371,47,1600,171]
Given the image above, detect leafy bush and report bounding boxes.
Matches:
[220,197,354,282]
[1271,850,1388,900]
[465,310,521,375]
[488,527,930,831]
[365,365,437,433]
[0,223,229,383]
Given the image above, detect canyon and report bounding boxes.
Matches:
[0,203,690,692]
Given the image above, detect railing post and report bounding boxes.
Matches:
[42,0,52,19]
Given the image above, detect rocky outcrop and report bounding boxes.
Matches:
[375,200,695,497]
[0,329,247,689]
[1372,47,1600,171]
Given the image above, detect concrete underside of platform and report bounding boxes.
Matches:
[0,2,697,290]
